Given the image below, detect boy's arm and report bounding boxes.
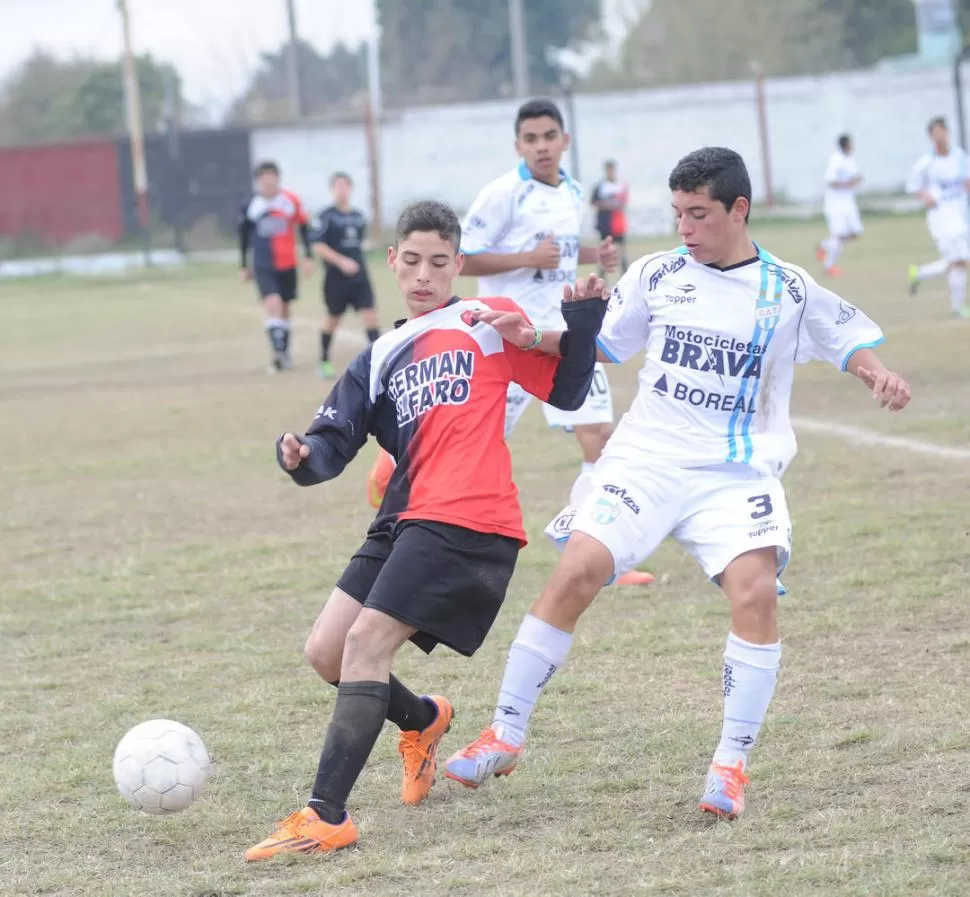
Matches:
[276,352,375,485]
[843,348,912,411]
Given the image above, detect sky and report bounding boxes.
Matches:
[0,0,638,119]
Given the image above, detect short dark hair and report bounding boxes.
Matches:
[254,160,279,177]
[395,200,461,250]
[837,133,851,151]
[928,116,948,133]
[330,171,352,186]
[668,147,752,222]
[515,98,564,135]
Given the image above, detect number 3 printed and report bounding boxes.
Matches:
[748,494,773,520]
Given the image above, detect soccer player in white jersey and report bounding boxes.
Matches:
[816,134,862,276]
[906,116,970,318]
[445,147,912,819]
[366,99,653,587]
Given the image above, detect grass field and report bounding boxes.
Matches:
[2,215,969,897]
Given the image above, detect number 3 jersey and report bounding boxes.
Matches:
[283,296,605,544]
[460,161,585,330]
[598,246,884,477]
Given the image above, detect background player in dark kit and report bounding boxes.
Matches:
[311,172,381,378]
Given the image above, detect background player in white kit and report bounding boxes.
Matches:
[906,116,970,319]
[446,147,912,820]
[816,134,862,276]
[365,99,652,587]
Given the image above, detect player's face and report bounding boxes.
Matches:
[930,124,949,153]
[388,230,464,317]
[256,171,280,197]
[515,116,569,182]
[605,163,617,180]
[673,187,748,265]
[332,177,352,206]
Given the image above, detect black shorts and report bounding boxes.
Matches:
[336,519,520,657]
[324,276,375,316]
[255,267,298,302]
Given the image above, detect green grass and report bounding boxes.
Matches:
[2,216,969,896]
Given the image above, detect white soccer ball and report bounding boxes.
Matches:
[113,719,210,814]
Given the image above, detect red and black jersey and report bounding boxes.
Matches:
[239,190,310,271]
[279,295,605,544]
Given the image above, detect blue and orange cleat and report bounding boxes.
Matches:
[367,449,396,509]
[444,726,523,789]
[699,760,749,819]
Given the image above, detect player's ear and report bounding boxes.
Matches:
[387,246,397,268]
[455,250,465,276]
[562,132,570,152]
[732,196,750,223]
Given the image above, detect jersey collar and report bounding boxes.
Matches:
[393,295,461,328]
[517,159,570,185]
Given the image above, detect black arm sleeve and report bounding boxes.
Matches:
[276,350,374,486]
[299,222,312,259]
[546,297,608,411]
[238,205,250,268]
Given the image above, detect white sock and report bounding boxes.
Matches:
[823,236,842,270]
[947,266,966,312]
[917,260,948,280]
[568,461,596,507]
[713,632,781,769]
[492,614,573,747]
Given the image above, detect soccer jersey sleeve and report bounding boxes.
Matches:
[824,153,841,186]
[796,278,885,372]
[595,259,652,363]
[460,179,513,255]
[309,209,333,246]
[906,156,930,194]
[279,349,375,485]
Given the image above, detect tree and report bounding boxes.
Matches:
[227,39,367,124]
[589,0,847,88]
[821,0,917,68]
[377,0,602,105]
[0,51,182,147]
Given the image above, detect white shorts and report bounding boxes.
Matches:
[505,362,613,437]
[932,229,970,263]
[544,460,791,582]
[825,206,863,239]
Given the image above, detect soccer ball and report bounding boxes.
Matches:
[113,719,210,814]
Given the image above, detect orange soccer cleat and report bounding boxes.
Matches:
[398,695,454,805]
[699,760,750,820]
[244,806,359,861]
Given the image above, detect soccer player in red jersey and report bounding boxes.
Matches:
[239,160,315,372]
[245,200,608,860]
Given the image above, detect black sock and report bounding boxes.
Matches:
[308,681,388,824]
[365,327,380,344]
[281,322,290,354]
[266,322,286,354]
[386,675,436,732]
[324,675,435,732]
[321,331,333,361]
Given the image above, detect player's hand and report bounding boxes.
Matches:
[240,268,253,282]
[467,309,538,348]
[279,432,311,470]
[339,258,361,277]
[856,367,912,412]
[597,236,619,273]
[302,258,316,277]
[530,234,561,270]
[563,272,609,304]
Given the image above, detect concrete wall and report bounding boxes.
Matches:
[252,64,970,236]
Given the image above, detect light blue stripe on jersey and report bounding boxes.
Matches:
[726,247,781,463]
[839,337,885,371]
[596,337,620,363]
[740,255,783,463]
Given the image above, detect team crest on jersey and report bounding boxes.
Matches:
[460,310,479,328]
